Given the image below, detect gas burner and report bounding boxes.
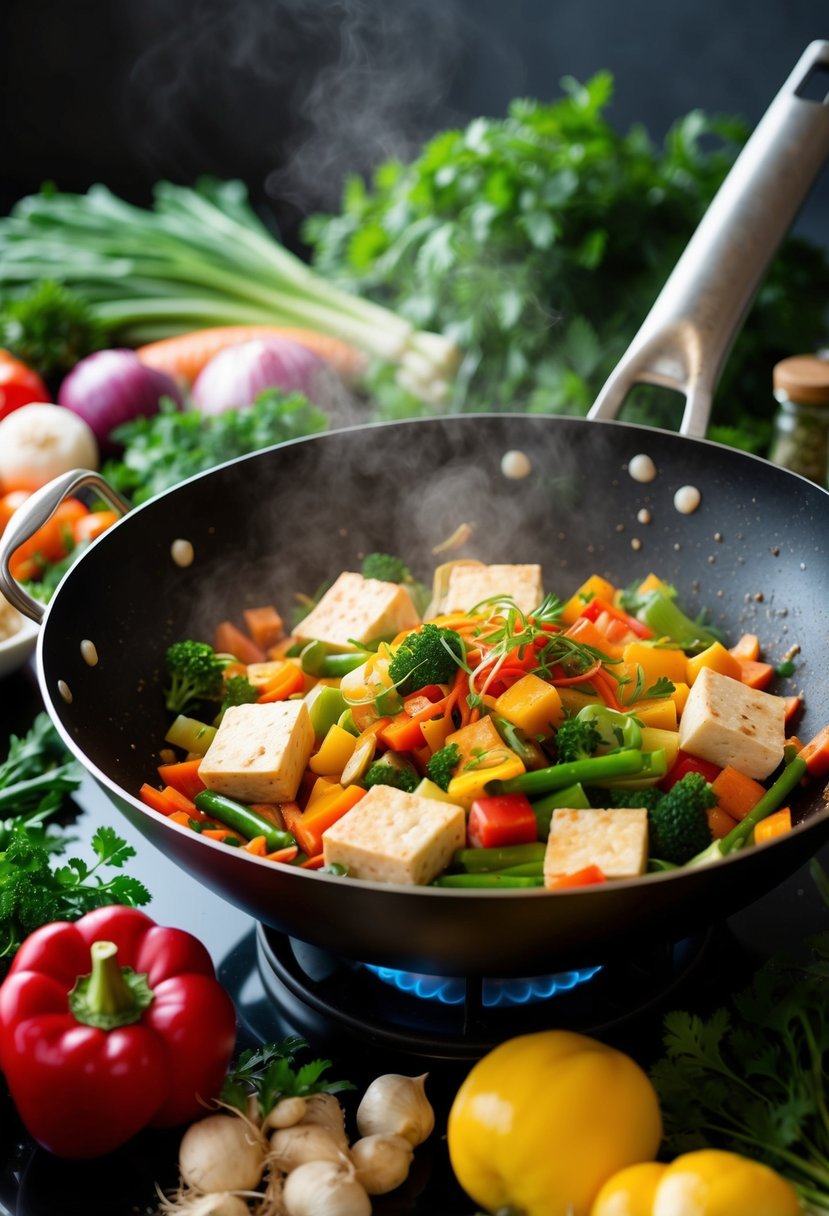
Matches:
[363,963,603,1007]
[248,926,713,1062]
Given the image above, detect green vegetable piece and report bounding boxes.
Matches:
[307,685,348,738]
[432,872,544,889]
[164,715,217,756]
[193,791,296,853]
[426,742,461,792]
[576,704,642,752]
[453,842,547,873]
[637,590,719,653]
[163,640,231,715]
[360,553,411,583]
[491,748,654,798]
[387,624,464,695]
[363,755,420,794]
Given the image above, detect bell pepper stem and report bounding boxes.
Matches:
[68,940,155,1030]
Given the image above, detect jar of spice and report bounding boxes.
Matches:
[769,354,829,485]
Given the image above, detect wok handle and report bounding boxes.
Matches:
[588,40,829,438]
[0,469,130,625]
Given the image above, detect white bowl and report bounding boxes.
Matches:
[0,604,38,679]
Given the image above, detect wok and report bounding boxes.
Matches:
[3,43,829,978]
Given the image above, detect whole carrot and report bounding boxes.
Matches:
[136,325,365,386]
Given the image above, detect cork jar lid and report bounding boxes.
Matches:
[773,355,829,406]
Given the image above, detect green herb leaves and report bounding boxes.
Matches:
[221,1039,356,1119]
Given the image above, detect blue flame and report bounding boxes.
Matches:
[364,964,602,1007]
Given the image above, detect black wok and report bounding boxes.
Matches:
[2,43,829,978]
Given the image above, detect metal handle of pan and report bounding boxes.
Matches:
[587,40,829,438]
[0,469,130,625]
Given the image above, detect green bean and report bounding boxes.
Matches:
[452,842,547,872]
[193,791,296,852]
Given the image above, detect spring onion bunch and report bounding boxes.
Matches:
[0,179,461,405]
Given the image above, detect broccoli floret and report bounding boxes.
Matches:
[388,624,464,695]
[426,742,461,792]
[213,674,259,725]
[647,772,716,865]
[554,714,602,764]
[361,552,411,583]
[603,786,666,812]
[364,759,420,794]
[164,640,232,715]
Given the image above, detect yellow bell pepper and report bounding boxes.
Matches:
[685,641,743,686]
[633,698,678,731]
[446,715,525,807]
[308,723,358,775]
[561,574,619,625]
[495,672,564,737]
[590,1149,801,1216]
[447,1030,663,1216]
[623,642,688,687]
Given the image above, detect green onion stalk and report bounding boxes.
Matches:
[0,180,461,404]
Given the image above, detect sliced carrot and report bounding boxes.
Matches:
[140,783,178,816]
[754,807,792,844]
[243,605,285,650]
[136,325,365,386]
[799,724,829,777]
[711,766,766,822]
[214,619,267,665]
[243,835,269,856]
[282,784,366,857]
[201,827,243,843]
[545,865,607,890]
[378,713,427,752]
[257,663,305,703]
[157,758,206,801]
[729,633,761,661]
[266,845,300,864]
[248,802,287,830]
[299,853,326,870]
[160,786,199,817]
[167,810,195,828]
[736,658,774,690]
[784,695,804,725]
[707,804,739,840]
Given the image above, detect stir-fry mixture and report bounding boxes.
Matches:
[141,556,829,889]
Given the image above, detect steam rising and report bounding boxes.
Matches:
[123,0,478,217]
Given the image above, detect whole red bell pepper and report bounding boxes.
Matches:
[0,905,237,1158]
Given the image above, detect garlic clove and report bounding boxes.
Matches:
[350,1133,415,1195]
[269,1122,349,1173]
[300,1091,349,1148]
[356,1073,435,1147]
[178,1112,266,1193]
[282,1159,372,1216]
[262,1094,308,1133]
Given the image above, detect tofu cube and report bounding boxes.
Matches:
[293,571,420,651]
[322,785,466,885]
[198,701,314,803]
[442,563,544,615]
[544,807,648,884]
[677,666,786,779]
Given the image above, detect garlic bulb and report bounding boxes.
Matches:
[269,1122,349,1173]
[301,1092,349,1148]
[178,1112,266,1193]
[262,1094,308,1132]
[181,1196,252,1216]
[350,1133,414,1194]
[282,1159,371,1216]
[356,1073,435,1147]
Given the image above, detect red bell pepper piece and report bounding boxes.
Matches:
[467,793,538,849]
[660,750,721,791]
[0,905,237,1158]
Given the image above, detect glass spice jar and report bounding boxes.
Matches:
[769,354,829,485]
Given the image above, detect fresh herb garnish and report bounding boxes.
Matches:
[651,859,829,1213]
[221,1039,356,1119]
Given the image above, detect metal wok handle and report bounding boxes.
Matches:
[0,469,130,624]
[588,40,829,438]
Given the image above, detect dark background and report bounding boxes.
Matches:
[0,0,826,251]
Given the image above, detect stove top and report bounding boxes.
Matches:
[2,668,828,1215]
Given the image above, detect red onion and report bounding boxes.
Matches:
[191,338,327,415]
[58,349,184,446]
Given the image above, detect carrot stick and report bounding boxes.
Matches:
[136,325,365,385]
[799,724,829,776]
[753,807,792,844]
[214,620,267,664]
[282,785,366,856]
[157,758,206,801]
[257,663,305,703]
[711,766,766,822]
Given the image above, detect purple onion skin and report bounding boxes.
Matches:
[192,338,326,415]
[58,349,184,448]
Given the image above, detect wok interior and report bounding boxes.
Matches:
[36,416,829,973]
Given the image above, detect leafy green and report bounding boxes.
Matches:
[0,823,151,959]
[221,1038,356,1119]
[0,712,83,826]
[651,860,829,1212]
[0,279,105,384]
[101,390,329,505]
[305,72,829,443]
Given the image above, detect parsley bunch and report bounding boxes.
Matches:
[651,862,829,1213]
[221,1039,355,1120]
[306,72,829,446]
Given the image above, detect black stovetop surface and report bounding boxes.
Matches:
[2,663,828,1215]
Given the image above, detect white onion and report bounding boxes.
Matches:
[191,338,327,414]
[0,402,99,491]
[58,348,183,446]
